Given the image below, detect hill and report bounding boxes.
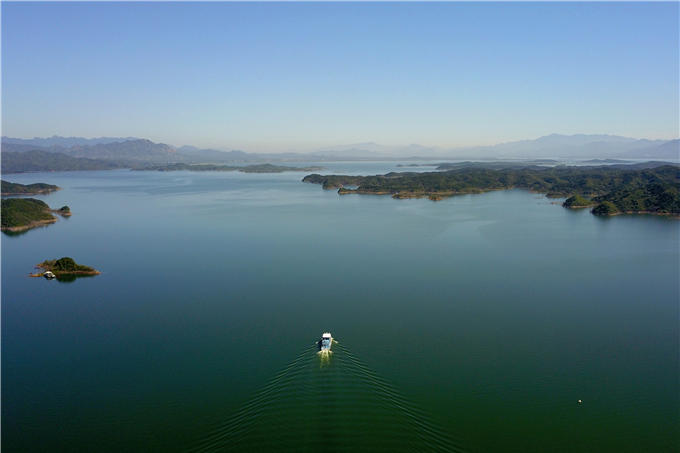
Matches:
[65,139,177,160]
[445,134,678,160]
[591,183,680,215]
[303,164,680,214]
[2,150,127,173]
[1,143,68,153]
[2,180,60,195]
[1,198,58,231]
[2,135,138,148]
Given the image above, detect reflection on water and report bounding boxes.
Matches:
[188,342,465,453]
[55,274,98,284]
[2,227,45,237]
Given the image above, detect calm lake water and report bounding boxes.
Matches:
[2,164,678,452]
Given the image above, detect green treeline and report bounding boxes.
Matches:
[591,182,680,215]
[1,198,56,229]
[303,165,680,215]
[1,180,60,194]
[40,257,95,273]
[562,195,596,208]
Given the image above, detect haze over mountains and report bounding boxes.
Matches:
[3,135,139,148]
[2,134,678,163]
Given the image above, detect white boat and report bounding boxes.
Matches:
[320,332,332,351]
[44,271,56,279]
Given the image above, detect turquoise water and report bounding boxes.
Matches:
[2,166,678,452]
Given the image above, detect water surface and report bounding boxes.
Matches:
[2,166,678,452]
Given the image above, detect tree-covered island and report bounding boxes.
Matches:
[1,198,72,232]
[2,180,60,195]
[30,257,100,278]
[134,163,325,173]
[302,164,680,216]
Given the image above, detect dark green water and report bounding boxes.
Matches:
[2,165,678,452]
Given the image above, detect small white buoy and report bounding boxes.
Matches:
[578,400,582,403]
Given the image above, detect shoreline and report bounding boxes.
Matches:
[1,209,70,232]
[1,188,60,196]
[31,259,101,277]
[1,218,58,232]
[333,186,679,217]
[30,270,101,277]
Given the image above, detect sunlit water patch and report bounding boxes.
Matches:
[188,341,466,453]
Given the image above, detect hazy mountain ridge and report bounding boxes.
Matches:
[2,150,127,173]
[2,134,678,163]
[2,139,178,161]
[66,139,177,160]
[2,135,139,148]
[2,143,68,154]
[446,134,676,159]
[299,134,677,159]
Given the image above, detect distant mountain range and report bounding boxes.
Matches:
[1,135,139,148]
[2,139,177,161]
[312,135,678,159]
[449,134,677,159]
[1,134,678,164]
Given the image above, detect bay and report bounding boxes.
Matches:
[2,164,678,452]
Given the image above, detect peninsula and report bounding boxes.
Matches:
[1,198,72,232]
[30,257,100,278]
[2,180,60,195]
[302,164,680,216]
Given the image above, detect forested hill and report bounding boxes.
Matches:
[2,150,127,173]
[2,180,60,195]
[302,164,680,214]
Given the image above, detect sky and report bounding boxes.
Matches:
[2,2,678,152]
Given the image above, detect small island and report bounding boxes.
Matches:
[134,163,325,173]
[2,180,60,195]
[30,257,100,278]
[1,198,72,232]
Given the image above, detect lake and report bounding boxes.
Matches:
[2,164,678,452]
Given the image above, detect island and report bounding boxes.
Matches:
[133,163,325,173]
[30,257,100,278]
[303,164,680,216]
[1,198,72,232]
[2,180,60,195]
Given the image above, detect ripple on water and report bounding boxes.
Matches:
[188,342,468,453]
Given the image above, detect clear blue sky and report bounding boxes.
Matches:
[2,2,678,152]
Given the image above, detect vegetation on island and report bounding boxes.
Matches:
[2,180,60,195]
[1,198,72,232]
[591,201,620,216]
[590,182,680,215]
[303,164,680,216]
[31,257,100,278]
[134,163,325,173]
[562,195,596,208]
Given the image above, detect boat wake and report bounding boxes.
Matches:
[187,341,468,453]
